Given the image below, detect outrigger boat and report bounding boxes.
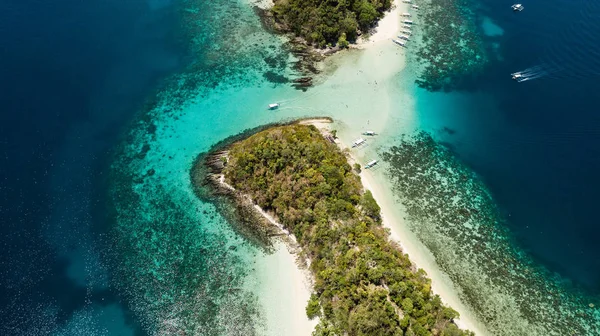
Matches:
[352,138,367,148]
[403,20,414,25]
[398,35,410,41]
[401,29,412,35]
[392,39,407,47]
[362,131,376,136]
[365,160,378,169]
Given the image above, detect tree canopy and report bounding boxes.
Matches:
[271,0,393,47]
[224,124,473,336]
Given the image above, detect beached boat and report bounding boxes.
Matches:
[352,138,367,148]
[268,103,279,110]
[402,0,411,3]
[392,39,407,47]
[403,20,414,24]
[401,12,411,17]
[365,160,378,169]
[401,29,412,35]
[398,35,410,41]
[511,4,524,11]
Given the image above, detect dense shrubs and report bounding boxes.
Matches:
[271,0,393,47]
[224,124,472,336]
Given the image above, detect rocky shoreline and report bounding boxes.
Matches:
[190,118,333,251]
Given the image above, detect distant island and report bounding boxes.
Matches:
[194,120,473,335]
[266,0,392,48]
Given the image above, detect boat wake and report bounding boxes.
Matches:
[517,0,600,81]
[511,64,559,82]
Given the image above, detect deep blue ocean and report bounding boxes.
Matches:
[1,0,600,334]
[0,0,185,333]
[433,0,600,294]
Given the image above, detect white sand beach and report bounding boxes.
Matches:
[306,119,490,336]
[357,0,408,46]
[217,173,318,336]
[249,240,318,336]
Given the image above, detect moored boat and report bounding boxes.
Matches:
[352,138,367,147]
[365,160,378,169]
[511,4,524,11]
[392,39,407,47]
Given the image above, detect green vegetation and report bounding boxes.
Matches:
[271,0,392,47]
[223,124,472,336]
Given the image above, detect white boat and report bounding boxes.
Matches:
[402,0,412,3]
[352,138,367,148]
[401,29,412,35]
[268,103,280,110]
[401,12,411,17]
[511,73,524,80]
[412,5,419,9]
[398,35,410,41]
[392,39,407,47]
[403,20,414,24]
[511,4,524,11]
[365,160,378,169]
[402,24,412,29]
[362,131,376,136]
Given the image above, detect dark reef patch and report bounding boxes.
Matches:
[410,0,488,92]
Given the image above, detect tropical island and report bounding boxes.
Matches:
[194,120,473,336]
[265,0,393,48]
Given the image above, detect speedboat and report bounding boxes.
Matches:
[511,73,524,80]
[512,4,524,11]
[268,103,280,110]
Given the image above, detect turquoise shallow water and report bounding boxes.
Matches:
[2,0,597,333]
[106,0,600,335]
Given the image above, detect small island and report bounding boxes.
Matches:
[194,120,473,335]
[265,0,392,48]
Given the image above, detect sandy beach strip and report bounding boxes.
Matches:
[216,167,318,336]
[356,0,409,47]
[305,119,489,336]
